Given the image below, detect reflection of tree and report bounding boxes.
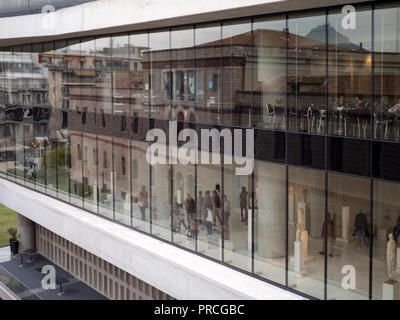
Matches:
[42,147,68,169]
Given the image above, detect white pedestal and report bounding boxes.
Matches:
[288,193,296,226]
[301,230,308,259]
[337,206,350,244]
[297,202,311,233]
[294,241,304,273]
[397,248,400,273]
[382,280,400,300]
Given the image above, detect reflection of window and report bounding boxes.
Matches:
[82,109,87,125]
[132,160,138,179]
[173,71,185,100]
[122,157,126,176]
[162,71,172,99]
[132,113,139,134]
[93,148,98,165]
[120,115,127,132]
[188,70,195,101]
[77,144,82,161]
[84,146,88,162]
[103,151,107,169]
[195,71,204,101]
[121,191,126,200]
[101,112,106,127]
[212,74,219,91]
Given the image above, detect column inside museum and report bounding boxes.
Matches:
[257,170,285,259]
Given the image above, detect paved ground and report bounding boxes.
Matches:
[0,247,107,300]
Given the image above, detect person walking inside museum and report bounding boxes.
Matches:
[220,194,231,240]
[184,193,195,226]
[203,190,214,222]
[353,209,369,248]
[319,212,335,257]
[239,186,248,223]
[197,191,204,225]
[205,206,213,235]
[139,185,148,221]
[212,190,221,227]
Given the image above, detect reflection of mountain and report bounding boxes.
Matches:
[306,23,360,50]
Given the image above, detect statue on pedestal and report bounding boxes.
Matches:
[296,207,305,241]
[387,233,397,281]
[296,222,302,241]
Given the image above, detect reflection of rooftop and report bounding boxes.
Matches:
[0,247,107,300]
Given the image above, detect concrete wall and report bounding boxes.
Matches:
[0,0,369,47]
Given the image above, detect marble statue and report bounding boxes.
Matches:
[297,207,305,232]
[387,233,397,281]
[296,207,305,241]
[296,222,301,241]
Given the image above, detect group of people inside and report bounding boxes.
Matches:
[172,185,231,240]
[170,185,251,241]
[134,183,252,242]
[318,209,400,259]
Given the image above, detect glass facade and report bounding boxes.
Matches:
[2,3,400,300]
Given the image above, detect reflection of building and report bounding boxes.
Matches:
[3,0,400,301]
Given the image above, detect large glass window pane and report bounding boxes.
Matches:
[96,36,112,116]
[374,4,400,142]
[68,39,84,207]
[170,26,195,123]
[288,12,326,134]
[327,7,372,138]
[327,173,370,300]
[12,46,24,183]
[22,44,35,190]
[254,161,286,284]
[288,166,325,299]
[0,50,7,177]
[196,145,222,261]
[253,16,287,130]
[222,161,251,272]
[129,32,149,117]
[112,34,130,115]
[372,180,400,300]
[172,161,195,251]
[97,132,113,219]
[82,132,98,212]
[131,139,150,233]
[113,136,130,225]
[221,20,252,127]
[151,156,172,242]
[195,22,222,124]
[50,40,71,202]
[149,30,170,120]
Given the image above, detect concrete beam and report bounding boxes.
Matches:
[0,178,303,300]
[0,0,369,48]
